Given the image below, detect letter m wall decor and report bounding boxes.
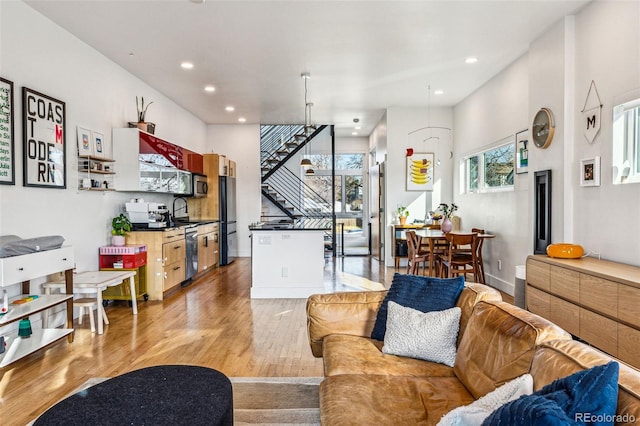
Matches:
[22,87,66,188]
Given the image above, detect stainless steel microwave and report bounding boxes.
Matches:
[192,174,208,198]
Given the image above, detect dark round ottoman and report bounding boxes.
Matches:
[34,365,233,425]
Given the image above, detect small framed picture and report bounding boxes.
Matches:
[92,131,104,156]
[77,126,93,156]
[580,156,600,187]
[515,129,529,174]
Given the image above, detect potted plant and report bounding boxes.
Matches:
[438,203,458,233]
[397,205,409,225]
[111,213,132,246]
[136,96,154,132]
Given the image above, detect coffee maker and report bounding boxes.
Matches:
[125,202,170,229]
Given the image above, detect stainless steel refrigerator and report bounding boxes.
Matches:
[219,176,237,265]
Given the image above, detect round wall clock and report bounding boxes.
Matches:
[532,107,555,149]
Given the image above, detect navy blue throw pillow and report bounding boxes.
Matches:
[482,361,619,426]
[370,273,464,341]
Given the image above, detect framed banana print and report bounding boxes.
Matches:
[406,152,434,191]
[0,77,15,185]
[22,87,66,188]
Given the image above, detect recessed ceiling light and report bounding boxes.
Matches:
[355,126,361,130]
[434,90,444,95]
[225,106,235,112]
[181,62,194,70]
[465,57,478,64]
[352,132,358,136]
[238,117,246,123]
[204,85,215,92]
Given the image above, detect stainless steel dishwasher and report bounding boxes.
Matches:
[184,226,198,282]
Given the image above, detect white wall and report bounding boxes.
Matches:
[0,2,207,274]
[452,0,640,295]
[453,54,530,294]
[384,106,454,266]
[572,0,640,264]
[207,124,261,257]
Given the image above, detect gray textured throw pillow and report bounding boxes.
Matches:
[382,302,460,367]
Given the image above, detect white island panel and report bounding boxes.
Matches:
[251,230,325,298]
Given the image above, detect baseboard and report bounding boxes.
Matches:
[485,274,515,296]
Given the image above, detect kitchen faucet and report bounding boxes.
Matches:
[173,196,189,219]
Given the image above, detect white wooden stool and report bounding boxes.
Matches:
[42,282,108,330]
[74,298,98,333]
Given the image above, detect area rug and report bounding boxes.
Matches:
[34,376,321,426]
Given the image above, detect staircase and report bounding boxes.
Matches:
[260,124,334,239]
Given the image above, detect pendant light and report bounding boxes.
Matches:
[299,72,314,166]
[304,134,315,175]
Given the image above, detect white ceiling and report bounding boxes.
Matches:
[25,0,589,137]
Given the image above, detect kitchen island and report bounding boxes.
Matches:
[249,221,330,298]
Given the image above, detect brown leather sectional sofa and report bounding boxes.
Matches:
[306,283,640,425]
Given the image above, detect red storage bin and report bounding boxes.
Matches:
[99,245,147,269]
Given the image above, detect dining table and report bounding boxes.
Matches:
[413,229,495,279]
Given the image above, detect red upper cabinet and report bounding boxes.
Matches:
[182,147,204,175]
[139,132,203,174]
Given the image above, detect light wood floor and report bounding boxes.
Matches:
[0,256,508,425]
[0,257,397,425]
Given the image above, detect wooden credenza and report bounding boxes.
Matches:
[526,254,640,368]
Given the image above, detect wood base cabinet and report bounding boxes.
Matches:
[197,223,219,273]
[128,228,185,300]
[526,255,640,368]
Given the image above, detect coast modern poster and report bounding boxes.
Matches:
[22,87,66,188]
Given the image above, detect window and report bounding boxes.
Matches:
[305,153,364,170]
[613,97,640,184]
[303,154,365,214]
[462,140,514,193]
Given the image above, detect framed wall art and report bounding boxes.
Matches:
[580,156,601,187]
[0,77,15,185]
[22,87,66,188]
[515,129,529,174]
[77,126,93,156]
[406,152,434,191]
[92,131,105,156]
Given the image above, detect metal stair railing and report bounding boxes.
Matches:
[260,124,304,165]
[259,124,335,255]
[262,166,332,218]
[261,125,327,181]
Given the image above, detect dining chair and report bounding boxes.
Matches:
[471,228,486,284]
[406,230,429,275]
[437,233,478,281]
